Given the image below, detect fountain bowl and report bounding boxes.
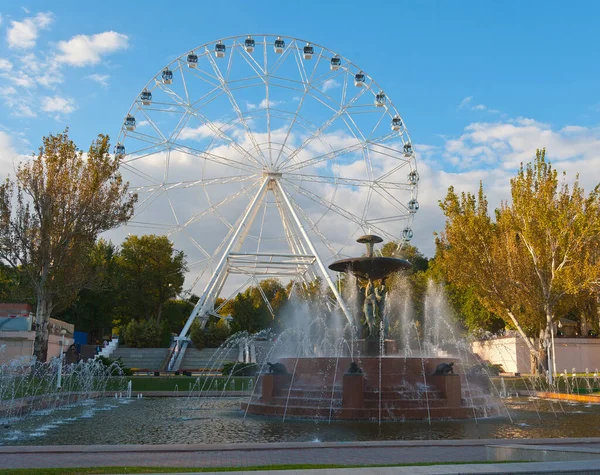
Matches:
[328,257,412,281]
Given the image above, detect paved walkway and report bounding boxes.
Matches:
[3,438,600,470]
[125,460,600,474]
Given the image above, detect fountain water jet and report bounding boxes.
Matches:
[242,235,505,421]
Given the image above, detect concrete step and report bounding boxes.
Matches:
[111,347,170,370]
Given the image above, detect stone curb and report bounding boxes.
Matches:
[3,437,600,454]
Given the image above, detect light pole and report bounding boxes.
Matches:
[57,329,67,389]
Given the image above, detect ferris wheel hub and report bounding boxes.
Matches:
[263,170,283,180]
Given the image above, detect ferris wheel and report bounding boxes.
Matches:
[116,34,419,366]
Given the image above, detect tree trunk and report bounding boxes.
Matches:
[505,308,539,372]
[33,293,50,362]
[156,301,163,324]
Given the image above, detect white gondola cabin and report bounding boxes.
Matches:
[402,227,414,241]
[140,90,152,105]
[114,143,125,158]
[407,170,419,185]
[215,41,226,58]
[187,53,198,68]
[391,116,403,131]
[354,71,365,87]
[124,115,136,131]
[303,43,314,60]
[375,91,386,107]
[162,68,173,84]
[244,36,255,53]
[330,56,341,70]
[403,142,413,157]
[408,199,419,214]
[274,37,285,53]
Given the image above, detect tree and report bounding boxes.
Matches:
[437,150,600,372]
[56,239,120,341]
[117,234,187,323]
[0,131,136,361]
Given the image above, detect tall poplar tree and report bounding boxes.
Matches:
[437,150,600,372]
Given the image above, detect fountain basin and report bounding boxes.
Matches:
[242,357,502,421]
[328,257,411,281]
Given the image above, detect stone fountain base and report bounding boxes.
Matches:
[241,356,501,421]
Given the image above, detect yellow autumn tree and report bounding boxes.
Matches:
[437,149,600,372]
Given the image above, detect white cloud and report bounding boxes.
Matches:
[56,31,129,66]
[180,122,227,140]
[259,98,281,108]
[0,58,13,70]
[7,12,53,49]
[457,96,473,110]
[321,79,340,93]
[87,73,110,87]
[40,95,76,114]
[472,104,486,111]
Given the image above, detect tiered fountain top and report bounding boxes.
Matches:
[328,234,412,281]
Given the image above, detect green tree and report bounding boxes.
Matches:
[56,239,119,341]
[117,234,187,323]
[0,131,136,361]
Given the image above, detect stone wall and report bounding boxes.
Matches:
[472,336,600,374]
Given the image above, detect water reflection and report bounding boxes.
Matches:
[2,397,600,446]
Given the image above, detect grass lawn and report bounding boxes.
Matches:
[0,461,524,474]
[128,376,254,392]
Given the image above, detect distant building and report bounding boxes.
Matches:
[0,303,74,364]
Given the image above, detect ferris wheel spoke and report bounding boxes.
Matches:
[281,177,365,229]
[181,178,262,229]
[168,111,193,143]
[136,108,169,142]
[376,160,412,182]
[127,221,175,230]
[284,173,412,190]
[169,143,258,174]
[277,86,370,170]
[284,192,339,257]
[371,184,411,216]
[271,51,330,170]
[155,80,262,168]
[130,174,258,193]
[123,129,165,147]
[179,227,212,260]
[121,162,163,186]
[237,38,266,77]
[131,187,164,216]
[281,132,390,174]
[268,39,295,76]
[204,47,269,167]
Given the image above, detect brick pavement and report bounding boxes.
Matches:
[2,438,600,470]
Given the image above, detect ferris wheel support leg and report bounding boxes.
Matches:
[275,180,354,326]
[177,178,270,341]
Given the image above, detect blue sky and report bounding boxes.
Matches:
[0,0,599,272]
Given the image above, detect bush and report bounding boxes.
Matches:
[96,355,132,376]
[160,320,172,348]
[124,319,164,348]
[190,319,205,350]
[222,361,258,376]
[205,322,231,348]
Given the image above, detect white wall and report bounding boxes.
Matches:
[472,337,600,374]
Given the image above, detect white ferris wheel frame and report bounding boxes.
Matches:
[116,34,419,370]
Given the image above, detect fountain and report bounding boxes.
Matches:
[242,235,504,421]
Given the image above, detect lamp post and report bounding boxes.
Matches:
[57,329,67,389]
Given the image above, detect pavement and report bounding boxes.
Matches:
[3,438,600,471]
[119,461,600,474]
